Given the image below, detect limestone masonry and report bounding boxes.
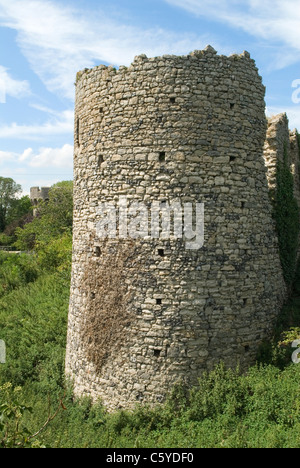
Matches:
[66,47,298,411]
[30,186,50,204]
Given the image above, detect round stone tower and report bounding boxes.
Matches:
[66,47,286,411]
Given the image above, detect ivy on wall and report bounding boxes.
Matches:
[297,131,300,181]
[273,143,300,287]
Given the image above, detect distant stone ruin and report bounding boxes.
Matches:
[30,187,50,216]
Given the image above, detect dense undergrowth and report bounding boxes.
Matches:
[1,247,300,447]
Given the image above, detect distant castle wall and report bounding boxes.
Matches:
[66,47,288,411]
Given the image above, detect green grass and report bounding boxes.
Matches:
[2,255,300,447]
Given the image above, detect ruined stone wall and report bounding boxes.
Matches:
[264,114,300,261]
[30,186,50,203]
[263,114,290,192]
[263,113,300,205]
[66,47,286,411]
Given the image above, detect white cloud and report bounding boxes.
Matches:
[0,143,73,169]
[27,144,73,168]
[0,0,213,100]
[19,147,34,162]
[0,149,18,163]
[0,65,31,103]
[165,0,300,68]
[0,109,74,140]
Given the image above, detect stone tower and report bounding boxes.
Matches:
[30,186,50,216]
[66,47,286,411]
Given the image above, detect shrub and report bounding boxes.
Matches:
[0,271,70,387]
[0,383,36,448]
[36,232,72,272]
[272,144,300,286]
[0,252,39,298]
[187,364,249,421]
[0,233,13,246]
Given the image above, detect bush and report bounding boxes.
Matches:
[0,382,66,448]
[187,364,249,421]
[0,271,70,388]
[0,383,36,448]
[0,233,13,246]
[0,252,39,298]
[36,232,72,272]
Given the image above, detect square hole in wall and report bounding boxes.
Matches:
[230,103,235,109]
[95,246,101,257]
[230,156,236,162]
[154,349,161,357]
[158,249,165,257]
[170,97,176,104]
[76,118,80,146]
[98,155,104,167]
[159,152,166,162]
[156,298,162,305]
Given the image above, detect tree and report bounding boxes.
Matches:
[0,178,22,232]
[6,196,32,227]
[39,181,73,233]
[14,181,73,250]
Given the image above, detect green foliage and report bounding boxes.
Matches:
[0,382,66,448]
[256,261,300,368]
[36,232,72,272]
[0,252,39,298]
[6,196,32,227]
[38,181,73,233]
[0,271,70,388]
[0,177,22,231]
[1,259,300,447]
[4,198,33,243]
[0,383,36,448]
[0,176,32,241]
[0,233,13,246]
[272,144,300,286]
[297,130,300,162]
[187,364,248,421]
[14,217,40,250]
[14,181,73,251]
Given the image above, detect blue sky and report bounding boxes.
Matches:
[0,0,300,194]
